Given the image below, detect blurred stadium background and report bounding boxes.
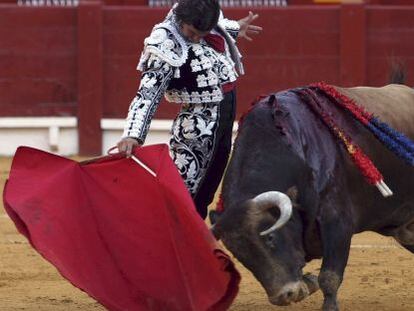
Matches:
[0,0,413,156]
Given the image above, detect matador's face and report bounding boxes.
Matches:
[180,23,210,43]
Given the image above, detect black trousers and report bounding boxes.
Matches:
[193,90,236,219]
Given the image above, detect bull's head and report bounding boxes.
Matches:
[213,187,319,306]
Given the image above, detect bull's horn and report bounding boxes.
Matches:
[251,191,293,236]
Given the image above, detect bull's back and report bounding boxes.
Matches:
[336,84,414,139]
[334,84,414,231]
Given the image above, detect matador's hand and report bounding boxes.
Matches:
[117,137,142,158]
[238,11,263,41]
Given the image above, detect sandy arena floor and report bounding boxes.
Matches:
[1,156,414,311]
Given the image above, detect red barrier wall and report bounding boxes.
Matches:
[367,6,414,84]
[2,3,414,154]
[0,6,77,116]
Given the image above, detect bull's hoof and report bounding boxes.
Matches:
[322,300,339,311]
[303,273,319,295]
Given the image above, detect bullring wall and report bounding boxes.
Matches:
[1,3,413,154]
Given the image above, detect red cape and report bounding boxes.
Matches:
[3,145,239,311]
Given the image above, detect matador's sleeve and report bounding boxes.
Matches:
[218,11,240,40]
[122,55,174,143]
[122,25,187,143]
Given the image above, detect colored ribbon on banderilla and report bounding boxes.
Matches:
[295,87,393,197]
[312,82,414,166]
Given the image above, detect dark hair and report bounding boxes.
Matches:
[174,0,220,32]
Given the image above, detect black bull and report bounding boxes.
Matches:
[212,84,414,310]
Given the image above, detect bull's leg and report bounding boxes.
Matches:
[391,218,414,246]
[318,208,353,311]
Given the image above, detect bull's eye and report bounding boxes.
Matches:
[264,234,275,247]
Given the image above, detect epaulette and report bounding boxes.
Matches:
[137,21,189,74]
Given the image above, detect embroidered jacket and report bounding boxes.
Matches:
[122,8,243,143]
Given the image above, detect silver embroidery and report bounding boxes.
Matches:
[165,42,237,104]
[137,21,189,71]
[218,11,241,40]
[123,56,174,142]
[170,102,220,195]
[165,87,223,104]
[219,18,240,32]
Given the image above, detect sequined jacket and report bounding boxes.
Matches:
[122,8,243,143]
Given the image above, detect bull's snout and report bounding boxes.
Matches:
[269,281,309,306]
[269,275,319,306]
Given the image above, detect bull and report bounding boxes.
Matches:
[212,83,414,310]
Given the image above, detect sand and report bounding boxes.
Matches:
[1,157,414,311]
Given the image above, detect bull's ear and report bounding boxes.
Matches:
[286,186,300,209]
